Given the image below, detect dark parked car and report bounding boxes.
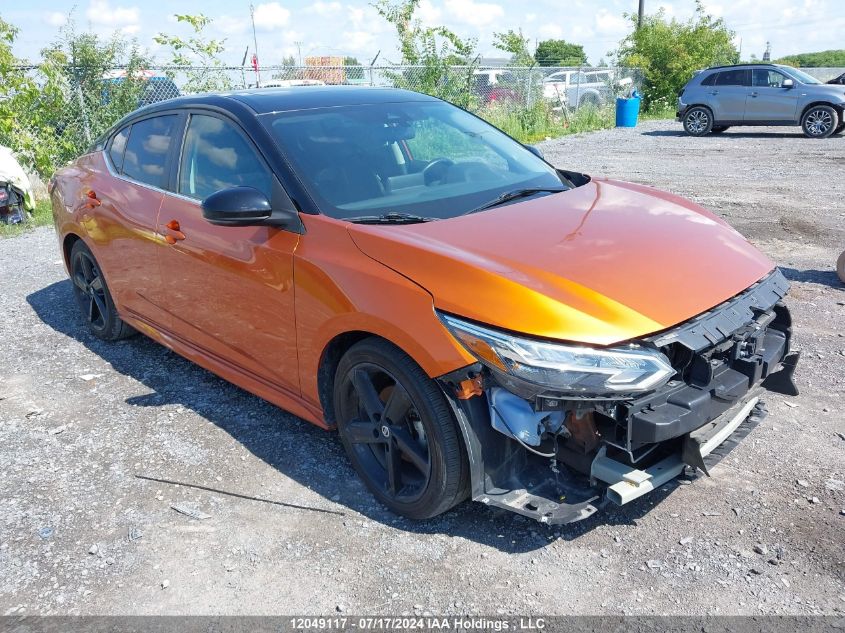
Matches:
[827,72,845,85]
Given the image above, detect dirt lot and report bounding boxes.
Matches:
[1,120,843,616]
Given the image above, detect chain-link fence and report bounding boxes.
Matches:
[2,64,644,180]
[4,63,842,181]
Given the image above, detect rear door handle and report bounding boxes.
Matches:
[164,219,186,244]
[750,92,759,97]
[83,190,101,208]
[709,90,719,95]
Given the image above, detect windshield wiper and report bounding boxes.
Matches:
[464,187,568,215]
[344,212,437,225]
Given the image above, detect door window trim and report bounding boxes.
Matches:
[103,110,187,196]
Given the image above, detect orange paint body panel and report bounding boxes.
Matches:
[349,177,774,344]
[51,156,772,430]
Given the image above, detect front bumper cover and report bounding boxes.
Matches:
[440,269,797,525]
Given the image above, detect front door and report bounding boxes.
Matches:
[156,112,301,397]
[708,68,751,122]
[745,69,800,122]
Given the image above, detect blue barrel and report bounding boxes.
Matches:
[615,96,641,127]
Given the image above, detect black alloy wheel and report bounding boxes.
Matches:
[69,241,135,341]
[334,339,468,519]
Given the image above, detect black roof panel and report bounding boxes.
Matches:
[227,86,438,113]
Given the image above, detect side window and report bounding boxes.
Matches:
[178,114,273,201]
[753,69,787,88]
[715,69,750,86]
[700,72,717,86]
[122,115,178,189]
[108,127,129,172]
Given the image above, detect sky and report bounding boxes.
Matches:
[4,0,845,68]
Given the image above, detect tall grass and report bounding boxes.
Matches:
[479,96,675,144]
[479,101,614,144]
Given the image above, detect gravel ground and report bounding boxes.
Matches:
[1,120,843,616]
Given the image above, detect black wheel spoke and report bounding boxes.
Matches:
[79,254,94,281]
[351,368,384,422]
[392,426,429,475]
[87,296,97,323]
[91,293,107,325]
[383,383,412,425]
[73,273,87,292]
[345,419,382,444]
[386,439,402,494]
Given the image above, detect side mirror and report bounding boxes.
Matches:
[525,144,544,159]
[202,186,298,229]
[782,79,795,89]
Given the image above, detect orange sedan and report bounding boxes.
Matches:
[50,87,799,524]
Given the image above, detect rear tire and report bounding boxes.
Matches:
[801,105,838,138]
[837,250,845,284]
[334,338,469,520]
[69,241,136,341]
[833,121,845,136]
[683,106,713,136]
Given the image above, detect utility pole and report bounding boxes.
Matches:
[637,0,645,29]
[294,41,303,66]
[249,4,261,85]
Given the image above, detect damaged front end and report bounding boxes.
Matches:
[437,269,799,525]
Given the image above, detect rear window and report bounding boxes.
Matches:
[715,69,750,86]
[108,127,129,172]
[122,115,178,189]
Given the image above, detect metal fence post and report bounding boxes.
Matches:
[574,66,582,112]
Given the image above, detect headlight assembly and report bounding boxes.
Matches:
[439,313,675,398]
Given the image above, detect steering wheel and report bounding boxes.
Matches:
[422,158,455,185]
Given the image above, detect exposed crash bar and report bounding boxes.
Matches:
[591,397,761,506]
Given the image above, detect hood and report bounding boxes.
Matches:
[347,178,775,345]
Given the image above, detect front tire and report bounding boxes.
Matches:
[683,106,713,136]
[837,250,845,284]
[69,241,135,341]
[833,121,845,136]
[334,338,469,520]
[801,105,838,138]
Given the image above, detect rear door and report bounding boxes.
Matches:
[155,111,302,397]
[709,69,751,121]
[746,69,799,122]
[92,114,179,329]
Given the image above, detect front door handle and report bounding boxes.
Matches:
[750,92,759,97]
[164,219,186,245]
[709,90,719,95]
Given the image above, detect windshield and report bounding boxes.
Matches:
[782,67,821,85]
[261,100,564,220]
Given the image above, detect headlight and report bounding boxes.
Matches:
[440,313,676,398]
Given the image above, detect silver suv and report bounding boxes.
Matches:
[677,64,845,138]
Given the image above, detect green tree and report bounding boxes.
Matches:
[372,0,478,108]
[615,0,737,110]
[154,14,230,93]
[1,16,150,177]
[493,29,534,67]
[534,39,588,67]
[775,49,845,67]
[344,56,365,81]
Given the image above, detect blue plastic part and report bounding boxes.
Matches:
[616,96,641,127]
